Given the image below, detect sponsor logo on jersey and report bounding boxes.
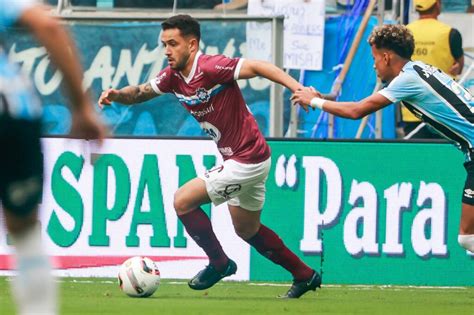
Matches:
[200,121,221,142]
[215,65,234,71]
[421,65,438,78]
[155,72,167,85]
[190,104,214,118]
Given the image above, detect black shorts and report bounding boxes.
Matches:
[0,116,43,215]
[463,161,474,205]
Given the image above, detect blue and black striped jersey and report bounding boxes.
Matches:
[379,61,474,161]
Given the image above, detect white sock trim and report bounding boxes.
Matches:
[10,223,57,315]
[458,234,474,253]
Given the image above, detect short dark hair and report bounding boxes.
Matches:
[368,24,414,59]
[161,15,201,42]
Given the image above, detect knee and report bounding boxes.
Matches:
[233,223,260,240]
[173,191,190,216]
[458,234,474,253]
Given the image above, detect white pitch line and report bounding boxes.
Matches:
[68,280,471,290]
[248,283,468,290]
[3,278,469,290]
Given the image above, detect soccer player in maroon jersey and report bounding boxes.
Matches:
[99,14,321,298]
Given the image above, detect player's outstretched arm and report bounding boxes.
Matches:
[19,5,107,142]
[19,6,89,112]
[98,83,158,108]
[291,87,391,119]
[237,59,303,93]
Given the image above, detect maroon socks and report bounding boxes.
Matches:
[179,209,313,280]
[246,225,313,281]
[178,208,229,272]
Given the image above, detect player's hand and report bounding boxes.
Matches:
[70,105,108,144]
[291,86,322,113]
[98,88,119,109]
[449,62,462,76]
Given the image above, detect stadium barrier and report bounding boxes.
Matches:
[0,138,472,286]
[6,15,397,139]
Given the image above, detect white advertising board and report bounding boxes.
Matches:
[0,138,251,280]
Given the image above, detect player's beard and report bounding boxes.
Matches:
[173,52,191,71]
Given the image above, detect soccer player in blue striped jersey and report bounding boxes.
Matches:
[1,1,106,314]
[291,24,474,254]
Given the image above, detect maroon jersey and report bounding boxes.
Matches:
[150,52,271,164]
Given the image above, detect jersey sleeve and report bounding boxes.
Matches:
[378,71,423,103]
[449,28,463,60]
[0,0,37,27]
[149,67,172,94]
[203,55,244,84]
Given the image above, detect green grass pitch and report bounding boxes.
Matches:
[1,277,473,315]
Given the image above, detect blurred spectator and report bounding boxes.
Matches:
[409,0,464,76]
[401,0,464,139]
[468,0,474,12]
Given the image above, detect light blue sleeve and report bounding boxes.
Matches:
[0,0,36,27]
[377,71,424,103]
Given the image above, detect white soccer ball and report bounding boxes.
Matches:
[118,256,161,298]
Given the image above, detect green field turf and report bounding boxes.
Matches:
[1,277,473,315]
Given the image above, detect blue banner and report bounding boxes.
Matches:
[5,18,397,139]
[5,21,272,136]
[300,16,396,139]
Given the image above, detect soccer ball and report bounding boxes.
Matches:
[118,256,161,298]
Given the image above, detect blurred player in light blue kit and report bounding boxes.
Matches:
[292,24,474,254]
[0,1,106,314]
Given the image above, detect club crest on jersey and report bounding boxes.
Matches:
[195,88,211,103]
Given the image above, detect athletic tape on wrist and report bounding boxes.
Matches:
[310,97,326,110]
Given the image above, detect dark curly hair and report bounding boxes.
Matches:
[162,14,201,42]
[368,24,414,59]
